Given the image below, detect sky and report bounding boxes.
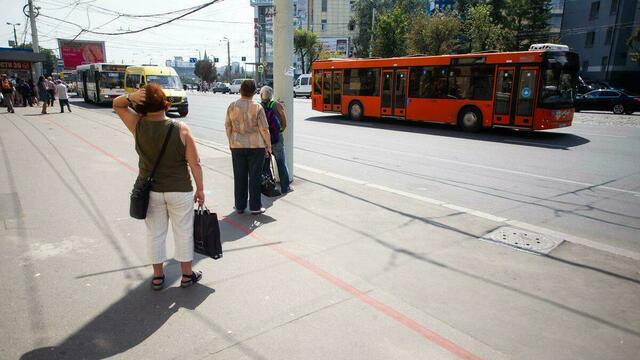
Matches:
[0,0,256,66]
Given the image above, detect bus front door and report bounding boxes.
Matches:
[513,67,538,127]
[322,72,332,111]
[493,67,515,126]
[381,69,408,117]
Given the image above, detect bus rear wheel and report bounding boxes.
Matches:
[458,107,482,132]
[348,101,364,121]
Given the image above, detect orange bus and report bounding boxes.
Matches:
[311,47,579,131]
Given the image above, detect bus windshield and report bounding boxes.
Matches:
[539,52,579,109]
[100,72,124,89]
[147,75,182,89]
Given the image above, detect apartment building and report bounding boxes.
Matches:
[561,0,639,91]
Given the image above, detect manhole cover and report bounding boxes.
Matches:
[484,227,563,254]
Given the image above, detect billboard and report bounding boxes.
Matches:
[318,37,350,58]
[57,39,106,70]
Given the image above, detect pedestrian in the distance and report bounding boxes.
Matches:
[225,79,272,214]
[55,80,71,113]
[259,86,292,194]
[1,74,15,113]
[28,79,38,106]
[19,79,32,107]
[14,79,24,107]
[37,76,48,114]
[46,77,56,106]
[113,83,205,290]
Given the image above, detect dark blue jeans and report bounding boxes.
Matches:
[231,148,265,211]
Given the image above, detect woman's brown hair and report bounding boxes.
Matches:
[135,82,170,115]
[239,79,256,97]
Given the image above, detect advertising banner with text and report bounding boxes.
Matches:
[57,39,106,70]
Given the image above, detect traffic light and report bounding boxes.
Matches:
[241,56,246,62]
[214,57,219,63]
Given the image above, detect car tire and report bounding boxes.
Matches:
[458,106,483,132]
[348,101,364,121]
[613,104,625,114]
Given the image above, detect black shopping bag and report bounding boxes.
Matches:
[193,206,222,260]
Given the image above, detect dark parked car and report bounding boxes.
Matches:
[212,82,230,94]
[575,90,639,114]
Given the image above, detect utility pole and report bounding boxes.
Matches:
[223,37,231,83]
[273,0,294,177]
[28,0,42,78]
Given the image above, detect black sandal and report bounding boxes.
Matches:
[151,275,165,291]
[180,271,202,288]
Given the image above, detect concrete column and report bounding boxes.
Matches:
[273,0,294,177]
[28,0,42,78]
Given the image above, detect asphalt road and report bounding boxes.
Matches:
[75,92,640,254]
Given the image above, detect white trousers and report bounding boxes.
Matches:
[145,191,194,263]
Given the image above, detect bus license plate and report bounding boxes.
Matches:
[559,123,568,127]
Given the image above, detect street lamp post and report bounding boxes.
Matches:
[6,22,20,47]
[222,37,231,83]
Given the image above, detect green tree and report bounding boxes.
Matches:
[352,0,428,57]
[627,27,640,63]
[456,0,505,22]
[294,28,322,73]
[504,0,552,50]
[465,4,510,52]
[371,6,408,57]
[407,11,462,55]
[194,59,217,83]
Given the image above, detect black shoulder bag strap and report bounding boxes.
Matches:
[137,121,175,182]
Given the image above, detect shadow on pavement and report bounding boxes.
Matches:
[305,115,590,150]
[20,282,215,360]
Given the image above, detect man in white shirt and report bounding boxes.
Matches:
[55,80,71,113]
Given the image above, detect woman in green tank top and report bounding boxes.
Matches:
[113,83,205,290]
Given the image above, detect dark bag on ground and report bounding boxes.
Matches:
[193,207,222,260]
[129,122,174,219]
[261,154,281,197]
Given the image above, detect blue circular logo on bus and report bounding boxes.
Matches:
[522,87,531,98]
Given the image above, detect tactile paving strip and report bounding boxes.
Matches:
[485,226,563,254]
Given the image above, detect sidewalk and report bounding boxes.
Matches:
[1,105,639,359]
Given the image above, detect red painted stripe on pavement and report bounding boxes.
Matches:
[222,217,482,360]
[46,118,138,173]
[47,118,483,360]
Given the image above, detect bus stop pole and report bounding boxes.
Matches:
[273,0,294,178]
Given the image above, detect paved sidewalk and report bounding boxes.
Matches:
[1,106,639,359]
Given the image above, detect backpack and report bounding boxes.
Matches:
[262,100,281,145]
[1,79,11,92]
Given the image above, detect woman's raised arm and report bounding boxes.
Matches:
[113,89,145,135]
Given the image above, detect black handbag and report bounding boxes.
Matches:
[261,154,281,197]
[129,122,175,219]
[193,206,223,259]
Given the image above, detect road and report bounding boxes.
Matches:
[1,93,639,359]
[83,92,640,254]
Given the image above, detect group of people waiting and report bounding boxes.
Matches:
[1,74,71,115]
[112,79,291,290]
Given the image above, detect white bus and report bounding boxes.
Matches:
[76,63,130,103]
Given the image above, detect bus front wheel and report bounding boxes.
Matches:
[458,107,482,132]
[348,101,364,121]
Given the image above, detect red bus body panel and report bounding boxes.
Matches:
[312,50,575,131]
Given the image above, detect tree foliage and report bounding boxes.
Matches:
[627,27,640,63]
[503,0,552,50]
[294,28,322,73]
[465,4,509,52]
[371,6,408,57]
[407,11,462,55]
[194,59,217,83]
